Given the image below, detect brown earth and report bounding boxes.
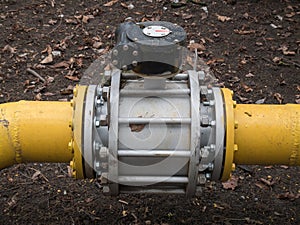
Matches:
[0,0,300,224]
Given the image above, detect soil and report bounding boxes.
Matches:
[0,0,299,224]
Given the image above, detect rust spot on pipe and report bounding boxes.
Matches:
[0,119,9,127]
[129,124,146,132]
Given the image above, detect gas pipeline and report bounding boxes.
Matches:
[0,21,299,197]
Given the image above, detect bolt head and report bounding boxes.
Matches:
[123,45,129,51]
[102,186,110,194]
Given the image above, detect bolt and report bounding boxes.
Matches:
[95,162,100,169]
[113,49,118,56]
[210,144,215,152]
[68,120,73,129]
[208,163,214,171]
[73,87,78,97]
[94,141,101,151]
[100,173,108,184]
[201,115,210,127]
[233,100,237,108]
[101,162,108,169]
[205,173,211,180]
[134,38,138,41]
[96,86,103,96]
[174,39,179,43]
[99,146,108,158]
[210,120,216,126]
[70,99,75,108]
[102,185,110,194]
[104,70,111,77]
[234,121,239,129]
[200,86,208,95]
[147,26,152,29]
[123,45,129,51]
[203,101,210,106]
[232,163,236,171]
[132,61,138,66]
[95,120,100,127]
[96,97,104,107]
[234,144,238,152]
[198,71,205,81]
[68,140,73,152]
[112,60,118,66]
[122,65,128,70]
[197,174,206,184]
[132,50,138,56]
[200,147,209,158]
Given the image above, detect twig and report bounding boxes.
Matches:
[26,68,46,83]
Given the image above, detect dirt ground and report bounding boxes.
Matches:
[0,0,300,224]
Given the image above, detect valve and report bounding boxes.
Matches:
[0,21,299,197]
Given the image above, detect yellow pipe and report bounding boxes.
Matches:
[0,101,73,169]
[233,104,300,165]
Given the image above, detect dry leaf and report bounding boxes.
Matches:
[65,18,78,24]
[242,83,253,92]
[103,0,118,7]
[93,41,103,49]
[2,44,17,54]
[35,93,42,101]
[65,75,79,81]
[245,72,255,78]
[31,170,41,180]
[60,85,74,95]
[206,58,224,65]
[182,14,193,20]
[50,61,70,68]
[255,182,268,190]
[40,54,53,64]
[260,178,276,186]
[188,42,206,51]
[216,14,231,22]
[222,175,238,190]
[234,29,256,35]
[274,93,283,104]
[272,57,282,63]
[279,45,296,56]
[277,192,300,201]
[120,2,129,8]
[82,15,94,23]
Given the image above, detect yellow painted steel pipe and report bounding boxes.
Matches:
[0,101,73,169]
[233,103,300,166]
[221,88,300,181]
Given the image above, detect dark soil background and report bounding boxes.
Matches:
[0,0,299,224]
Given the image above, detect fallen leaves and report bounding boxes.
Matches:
[277,192,300,201]
[278,45,296,56]
[40,45,53,64]
[2,44,17,54]
[216,14,231,22]
[188,42,206,51]
[234,29,256,35]
[274,93,283,104]
[103,0,118,7]
[222,175,238,190]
